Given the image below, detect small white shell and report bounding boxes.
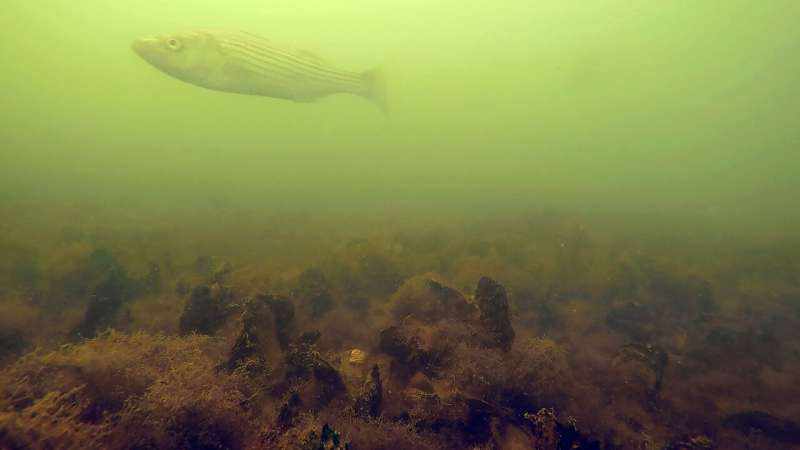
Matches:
[348,348,367,365]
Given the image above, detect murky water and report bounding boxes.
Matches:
[1,2,799,449]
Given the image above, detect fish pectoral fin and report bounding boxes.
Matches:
[223,60,251,78]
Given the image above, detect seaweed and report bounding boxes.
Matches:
[387,275,476,323]
[179,285,227,335]
[301,423,349,450]
[475,276,515,351]
[294,268,335,319]
[353,364,382,419]
[227,298,270,373]
[70,266,133,340]
[724,411,800,445]
[0,329,27,365]
[2,209,800,450]
[285,332,346,407]
[265,294,296,350]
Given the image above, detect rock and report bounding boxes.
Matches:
[396,390,485,446]
[524,407,600,450]
[70,266,132,340]
[723,411,800,444]
[704,323,784,370]
[293,268,334,318]
[354,364,382,418]
[378,324,449,379]
[301,424,349,450]
[50,247,120,301]
[285,332,345,406]
[286,334,320,382]
[408,373,434,393]
[10,253,39,289]
[88,248,117,275]
[525,407,559,449]
[606,273,716,342]
[507,337,570,406]
[606,302,659,342]
[523,408,600,450]
[192,255,213,276]
[462,398,494,445]
[342,294,369,318]
[178,285,226,335]
[532,300,561,334]
[649,273,716,317]
[299,330,322,345]
[611,342,669,395]
[263,295,296,350]
[379,326,419,366]
[398,389,442,424]
[667,435,713,449]
[378,316,473,383]
[475,277,514,352]
[276,391,302,430]
[388,275,476,323]
[68,251,168,340]
[227,298,270,373]
[174,279,190,296]
[228,331,264,375]
[354,252,405,296]
[164,407,242,450]
[0,328,27,365]
[782,293,800,319]
[600,266,641,304]
[327,242,405,297]
[395,228,449,254]
[125,262,163,298]
[313,359,347,406]
[142,262,161,294]
[212,260,233,285]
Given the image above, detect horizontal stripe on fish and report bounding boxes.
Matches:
[226,55,305,83]
[220,40,360,88]
[225,52,364,96]
[223,44,365,93]
[219,35,362,84]
[227,55,364,93]
[221,41,362,87]
[221,31,360,79]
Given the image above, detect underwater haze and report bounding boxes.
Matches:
[2,2,800,449]
[2,1,799,231]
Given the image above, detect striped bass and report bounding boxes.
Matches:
[131,30,386,112]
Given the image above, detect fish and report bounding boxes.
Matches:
[131,30,386,112]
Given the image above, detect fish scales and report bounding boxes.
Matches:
[218,36,362,87]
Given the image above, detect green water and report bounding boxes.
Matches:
[3,4,800,448]
[2,1,799,231]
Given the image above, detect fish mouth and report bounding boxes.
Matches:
[130,38,157,56]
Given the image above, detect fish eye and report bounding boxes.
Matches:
[166,38,182,50]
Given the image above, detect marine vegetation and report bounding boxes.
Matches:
[1,208,799,449]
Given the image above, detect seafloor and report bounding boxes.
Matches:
[0,205,799,450]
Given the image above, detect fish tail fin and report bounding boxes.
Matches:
[361,65,388,115]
